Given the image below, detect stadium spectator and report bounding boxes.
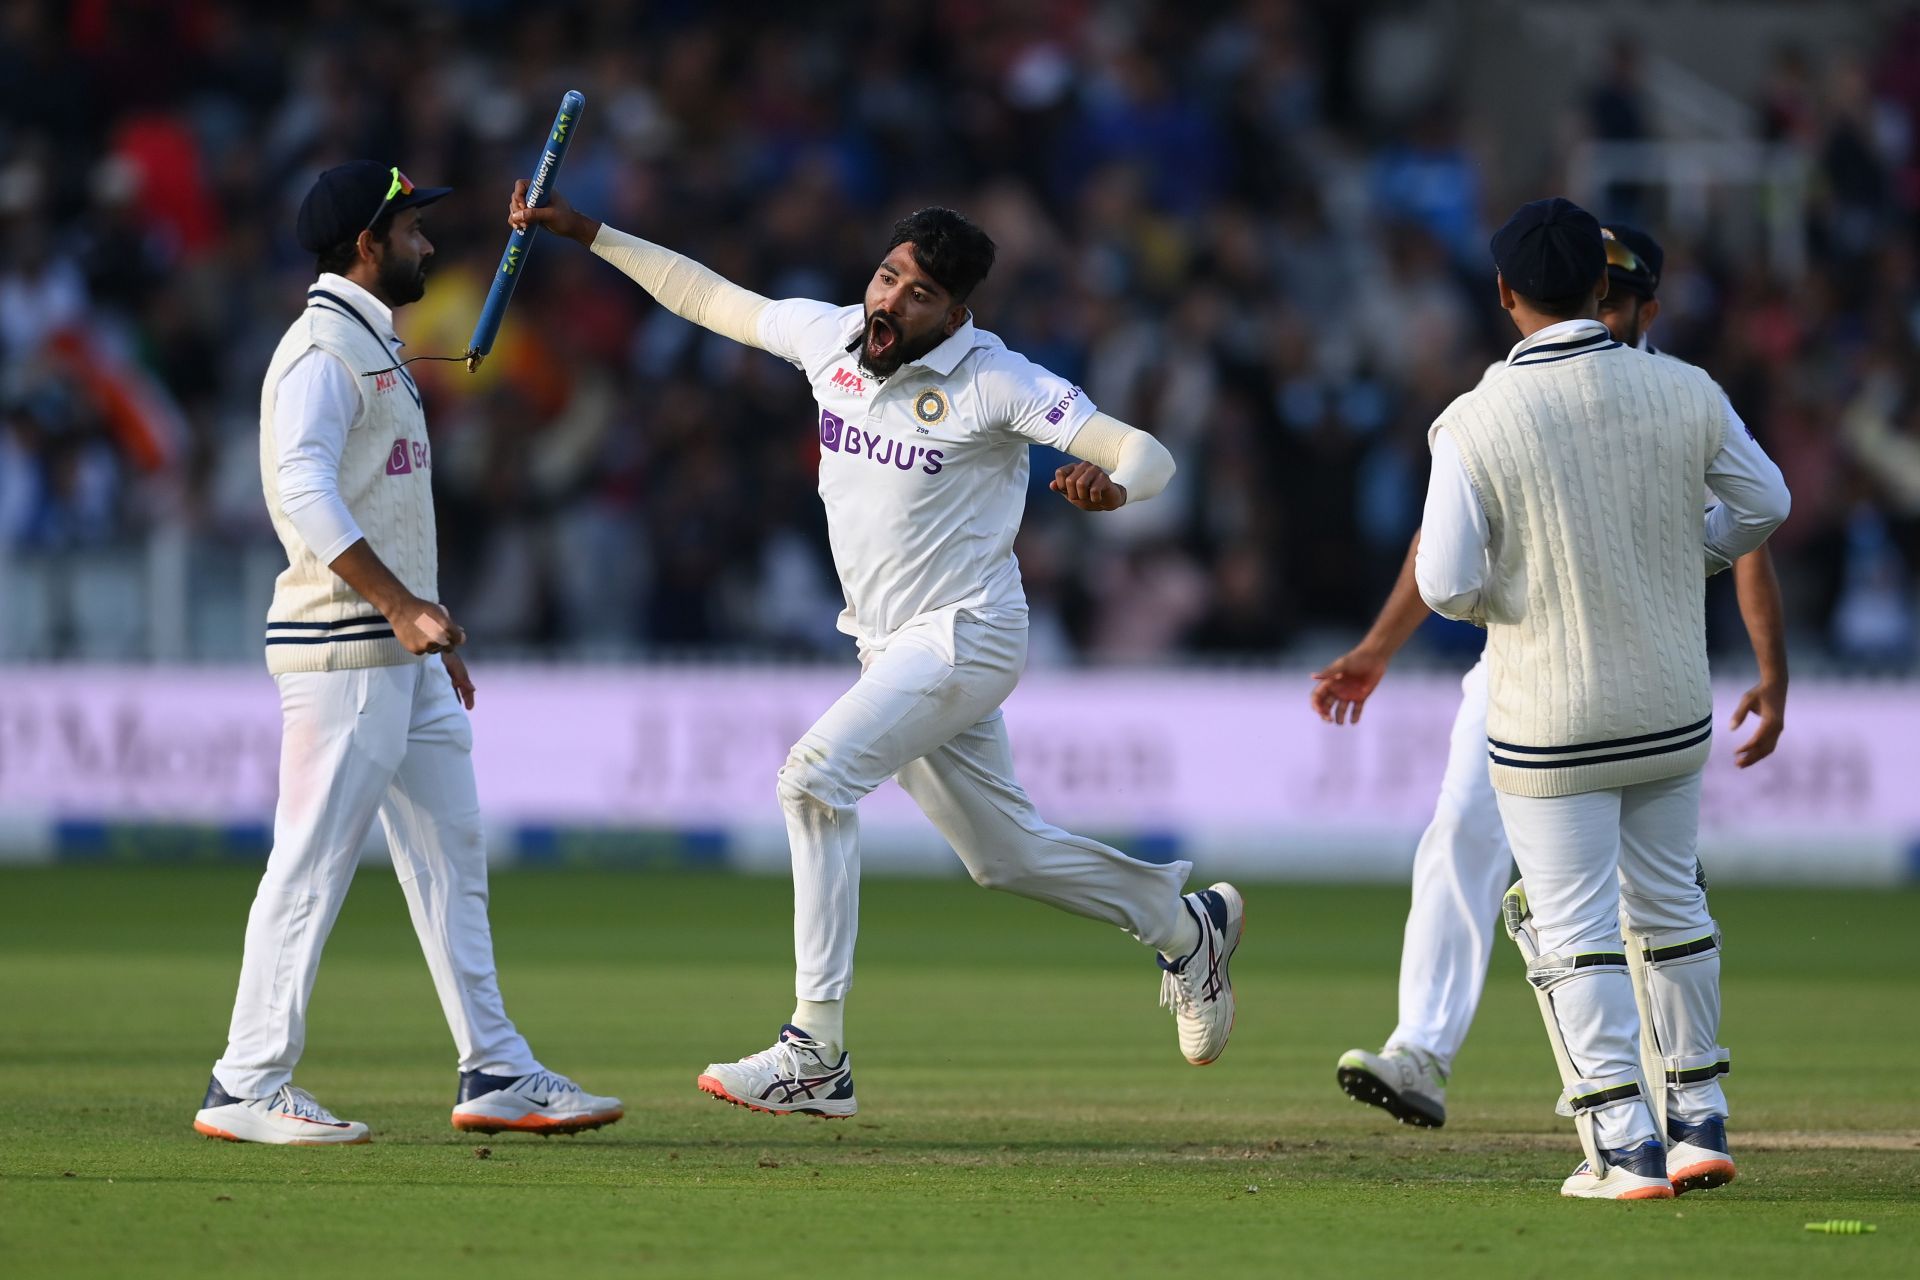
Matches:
[0,0,1913,673]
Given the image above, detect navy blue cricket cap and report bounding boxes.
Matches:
[1490,197,1606,301]
[295,161,451,253]
[1601,224,1663,298]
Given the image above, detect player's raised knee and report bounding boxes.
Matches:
[962,855,1036,893]
[777,743,843,815]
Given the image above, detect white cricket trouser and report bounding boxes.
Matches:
[213,658,538,1098]
[1387,657,1511,1069]
[1496,770,1724,1146]
[781,613,1194,1000]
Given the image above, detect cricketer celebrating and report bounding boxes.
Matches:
[1317,225,1790,1131]
[511,184,1242,1115]
[195,162,620,1144]
[1414,198,1788,1198]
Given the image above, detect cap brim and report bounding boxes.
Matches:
[391,186,452,215]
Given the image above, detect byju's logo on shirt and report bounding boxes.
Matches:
[386,439,431,476]
[1044,385,1083,425]
[830,367,867,397]
[820,411,944,475]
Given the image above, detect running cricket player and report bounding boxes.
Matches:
[510,184,1242,1116]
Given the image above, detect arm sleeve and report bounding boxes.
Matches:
[1063,411,1175,503]
[756,297,856,370]
[273,349,365,565]
[975,350,1096,450]
[589,224,772,349]
[1413,427,1492,623]
[1702,398,1791,574]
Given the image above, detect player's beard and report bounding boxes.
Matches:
[1603,296,1647,347]
[857,310,943,379]
[378,250,430,306]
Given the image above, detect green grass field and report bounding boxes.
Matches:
[1,866,1915,1278]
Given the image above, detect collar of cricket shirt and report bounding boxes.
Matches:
[1504,317,1619,369]
[311,271,397,341]
[906,311,979,377]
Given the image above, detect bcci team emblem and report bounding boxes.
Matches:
[913,389,949,426]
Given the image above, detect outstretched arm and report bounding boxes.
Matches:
[1310,529,1431,725]
[508,180,771,349]
[1051,412,1176,510]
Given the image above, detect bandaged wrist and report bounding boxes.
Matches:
[1066,411,1175,502]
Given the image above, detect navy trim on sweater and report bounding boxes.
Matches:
[1509,340,1624,368]
[1489,727,1712,770]
[1489,714,1714,755]
[266,615,390,631]
[265,614,396,645]
[1509,331,1612,359]
[307,289,386,344]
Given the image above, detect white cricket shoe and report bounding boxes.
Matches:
[451,1069,624,1134]
[1666,1115,1736,1193]
[697,1024,857,1117]
[1336,1045,1448,1127]
[193,1076,370,1145]
[1159,883,1244,1066]
[1560,1139,1678,1200]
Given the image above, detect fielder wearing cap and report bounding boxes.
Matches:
[509,177,1242,1119]
[1322,215,1793,1139]
[193,161,622,1145]
[1596,222,1789,765]
[1598,223,1665,351]
[1412,196,1790,1199]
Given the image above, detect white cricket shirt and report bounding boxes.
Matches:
[758,301,1095,646]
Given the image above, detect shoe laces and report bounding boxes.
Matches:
[1159,967,1193,1015]
[1159,952,1216,1016]
[1158,924,1223,1017]
[275,1086,342,1124]
[741,1035,827,1079]
[520,1071,579,1097]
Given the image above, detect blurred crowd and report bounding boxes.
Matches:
[2,0,1919,668]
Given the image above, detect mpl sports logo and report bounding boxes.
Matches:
[830,367,867,397]
[820,411,944,475]
[386,439,431,476]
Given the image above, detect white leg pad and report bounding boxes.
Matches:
[1505,881,1657,1166]
[1559,1069,1650,1125]
[1662,1047,1731,1086]
[1628,922,1728,1124]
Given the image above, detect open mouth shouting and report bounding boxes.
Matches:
[864,311,900,367]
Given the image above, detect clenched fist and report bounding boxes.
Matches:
[1051,461,1128,511]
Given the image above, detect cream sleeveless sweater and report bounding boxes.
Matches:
[258,281,437,674]
[1434,331,1726,797]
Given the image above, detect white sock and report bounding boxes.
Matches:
[1160,901,1202,963]
[793,999,844,1057]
